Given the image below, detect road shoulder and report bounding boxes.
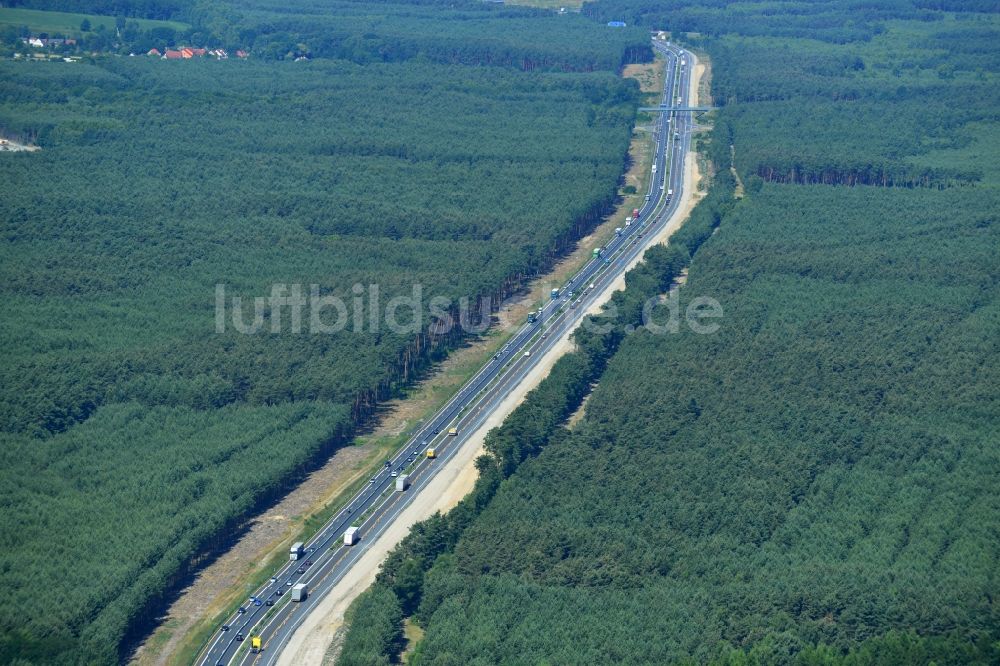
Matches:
[280,49,709,666]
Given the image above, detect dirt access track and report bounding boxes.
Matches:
[278,51,708,666]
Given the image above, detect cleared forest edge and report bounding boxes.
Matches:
[279,51,708,666]
[133,58,663,666]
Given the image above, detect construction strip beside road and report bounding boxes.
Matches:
[275,49,707,666]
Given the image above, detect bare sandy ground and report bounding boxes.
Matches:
[138,50,705,666]
[282,315,583,666]
[131,447,373,666]
[135,57,671,665]
[132,342,496,665]
[280,52,708,666]
[0,138,39,152]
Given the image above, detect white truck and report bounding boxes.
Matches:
[344,526,360,546]
[292,583,308,602]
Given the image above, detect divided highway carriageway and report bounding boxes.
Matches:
[197,40,696,666]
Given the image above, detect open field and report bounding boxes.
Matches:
[507,0,585,10]
[0,8,188,34]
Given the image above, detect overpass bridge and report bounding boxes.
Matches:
[638,105,715,113]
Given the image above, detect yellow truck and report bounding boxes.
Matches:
[447,427,458,436]
[251,636,262,653]
[426,447,437,459]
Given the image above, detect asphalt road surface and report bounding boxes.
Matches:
[196,40,694,666]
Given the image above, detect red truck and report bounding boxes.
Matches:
[632,208,640,220]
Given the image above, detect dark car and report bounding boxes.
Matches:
[254,599,262,606]
[236,633,244,642]
[266,599,274,607]
[275,589,284,596]
[237,607,246,614]
[297,567,306,574]
[433,428,439,434]
[221,625,230,632]
[305,560,313,566]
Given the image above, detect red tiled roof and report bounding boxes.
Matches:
[164,50,183,59]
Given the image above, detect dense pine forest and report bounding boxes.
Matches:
[337,1,1000,664]
[0,1,650,663]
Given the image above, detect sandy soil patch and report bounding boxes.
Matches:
[131,446,373,666]
[282,262,604,666]
[623,58,664,94]
[139,47,702,666]
[565,390,593,429]
[132,340,500,665]
[280,51,709,666]
[694,59,711,106]
[0,137,40,152]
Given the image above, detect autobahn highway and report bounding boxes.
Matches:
[197,40,695,666]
